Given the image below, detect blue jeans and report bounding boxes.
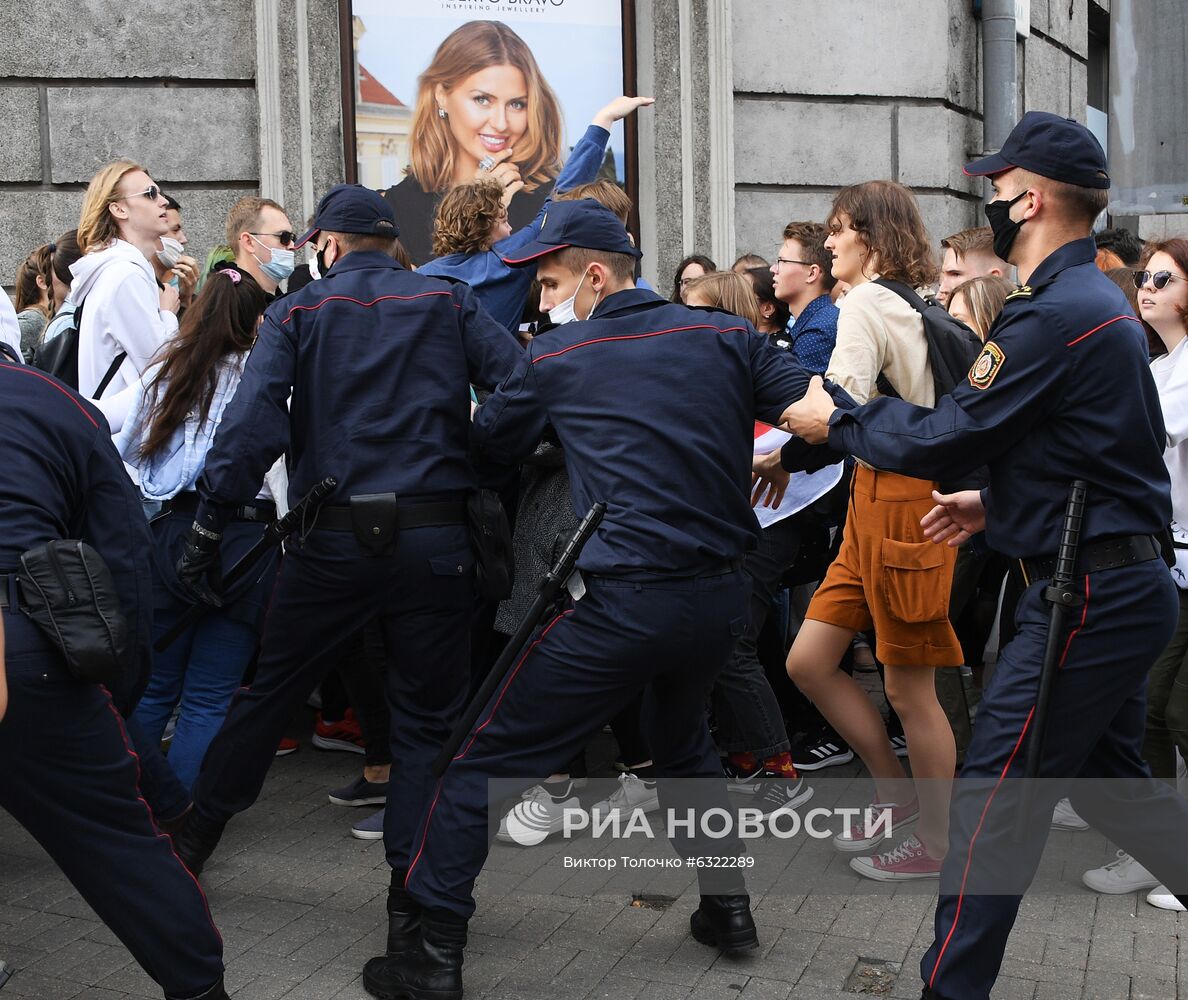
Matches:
[133,603,259,790]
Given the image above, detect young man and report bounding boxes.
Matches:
[782,111,1188,1000]
[936,227,1008,308]
[225,195,297,297]
[361,200,817,1000]
[151,194,200,310]
[771,221,839,375]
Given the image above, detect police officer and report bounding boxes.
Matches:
[782,112,1188,1000]
[170,186,521,889]
[0,361,226,999]
[360,200,818,1000]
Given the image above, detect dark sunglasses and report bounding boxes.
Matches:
[1133,270,1186,291]
[119,185,161,202]
[250,231,297,247]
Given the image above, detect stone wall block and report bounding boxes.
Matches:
[0,87,42,182]
[735,191,836,261]
[1024,38,1071,118]
[1069,58,1088,122]
[48,87,258,184]
[0,1,254,79]
[1046,0,1089,58]
[915,193,981,250]
[734,100,892,187]
[897,105,981,196]
[733,0,952,99]
[1030,0,1051,35]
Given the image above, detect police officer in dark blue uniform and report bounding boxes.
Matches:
[360,200,818,1000]
[0,361,227,999]
[781,112,1188,1000]
[169,185,521,885]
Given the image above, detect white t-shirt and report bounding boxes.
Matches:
[1150,336,1188,588]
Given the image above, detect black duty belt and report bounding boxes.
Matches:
[1016,534,1160,587]
[0,573,17,611]
[162,492,277,524]
[316,500,468,532]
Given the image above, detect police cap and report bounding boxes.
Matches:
[501,199,642,267]
[295,184,399,248]
[964,111,1110,190]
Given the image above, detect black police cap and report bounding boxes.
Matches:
[964,111,1109,189]
[502,199,642,267]
[295,184,399,248]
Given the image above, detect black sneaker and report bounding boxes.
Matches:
[790,731,855,771]
[723,763,814,818]
[888,734,909,758]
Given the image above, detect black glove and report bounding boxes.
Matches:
[176,507,227,608]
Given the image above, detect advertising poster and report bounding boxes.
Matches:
[350,0,630,263]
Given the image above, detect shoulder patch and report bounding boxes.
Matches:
[1005,284,1033,302]
[968,341,1006,390]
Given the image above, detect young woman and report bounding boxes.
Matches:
[13,244,54,360]
[946,274,1013,341]
[744,266,792,338]
[783,180,961,881]
[38,230,84,347]
[1083,239,1188,913]
[381,20,564,264]
[671,254,717,304]
[114,266,275,790]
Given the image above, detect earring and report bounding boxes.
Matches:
[437,107,447,120]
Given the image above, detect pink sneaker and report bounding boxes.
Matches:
[849,834,942,882]
[832,800,919,852]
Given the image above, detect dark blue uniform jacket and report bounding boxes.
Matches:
[0,363,154,699]
[828,238,1171,557]
[471,288,815,576]
[200,251,522,508]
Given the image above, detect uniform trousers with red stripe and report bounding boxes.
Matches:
[0,609,224,999]
[923,559,1188,1000]
[405,569,751,918]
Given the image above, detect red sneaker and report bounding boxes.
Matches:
[849,834,942,882]
[312,709,366,755]
[275,737,299,757]
[832,799,919,852]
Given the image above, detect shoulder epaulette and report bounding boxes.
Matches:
[1005,284,1033,302]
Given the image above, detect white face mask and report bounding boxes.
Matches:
[155,236,185,269]
[547,267,600,325]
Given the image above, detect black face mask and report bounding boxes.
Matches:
[316,242,333,278]
[984,190,1029,262]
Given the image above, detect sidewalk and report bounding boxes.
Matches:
[0,716,1183,999]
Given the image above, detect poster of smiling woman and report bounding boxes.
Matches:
[350,0,630,263]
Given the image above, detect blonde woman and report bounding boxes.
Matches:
[946,274,1013,341]
[71,160,180,401]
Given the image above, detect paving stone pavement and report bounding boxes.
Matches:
[0,712,1183,1000]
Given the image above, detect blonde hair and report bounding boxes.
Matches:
[556,180,632,224]
[408,21,563,194]
[77,160,145,254]
[225,195,286,246]
[683,272,763,328]
[948,275,1013,341]
[432,178,506,257]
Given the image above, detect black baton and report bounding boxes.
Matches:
[1016,479,1087,836]
[154,476,338,652]
[433,501,606,776]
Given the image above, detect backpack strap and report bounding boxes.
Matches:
[872,277,930,316]
[0,341,20,364]
[93,351,128,400]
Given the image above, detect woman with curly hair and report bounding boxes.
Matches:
[781,180,960,881]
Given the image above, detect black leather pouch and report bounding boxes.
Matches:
[350,493,399,554]
[17,540,129,684]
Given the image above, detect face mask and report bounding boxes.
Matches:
[250,237,295,284]
[308,253,321,281]
[315,242,334,280]
[985,190,1029,262]
[548,268,599,325]
[155,236,184,269]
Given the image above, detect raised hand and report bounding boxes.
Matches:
[593,96,655,130]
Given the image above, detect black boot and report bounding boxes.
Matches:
[172,809,226,877]
[168,977,229,999]
[386,870,422,956]
[689,894,759,955]
[362,906,468,1000]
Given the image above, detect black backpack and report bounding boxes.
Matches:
[873,278,982,402]
[31,300,126,398]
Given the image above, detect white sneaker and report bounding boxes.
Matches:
[589,772,660,822]
[495,784,584,846]
[1051,798,1089,831]
[1145,885,1187,912]
[1081,850,1160,894]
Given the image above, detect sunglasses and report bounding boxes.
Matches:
[251,231,297,247]
[1133,270,1186,291]
[118,185,161,202]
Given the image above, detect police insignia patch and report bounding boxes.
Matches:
[968,342,1005,390]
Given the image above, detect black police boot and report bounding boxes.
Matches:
[386,870,422,956]
[172,808,226,877]
[689,894,759,955]
[920,988,947,1000]
[362,906,468,1000]
[167,977,229,999]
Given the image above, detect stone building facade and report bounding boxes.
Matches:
[0,0,1167,296]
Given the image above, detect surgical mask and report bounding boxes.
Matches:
[547,268,599,325]
[308,253,321,281]
[984,190,1029,262]
[155,236,185,269]
[250,236,295,283]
